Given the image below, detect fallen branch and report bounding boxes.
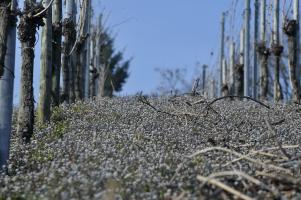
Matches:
[223,145,299,167]
[207,95,270,109]
[201,170,280,196]
[137,95,176,117]
[265,118,292,159]
[197,175,254,200]
[188,147,291,174]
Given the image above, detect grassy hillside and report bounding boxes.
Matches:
[1,96,301,199]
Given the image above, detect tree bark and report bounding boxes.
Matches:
[51,0,62,106]
[38,0,53,123]
[234,29,244,96]
[272,0,283,101]
[0,0,17,169]
[244,0,251,96]
[219,13,225,97]
[62,0,76,104]
[258,0,269,100]
[17,0,44,142]
[75,40,84,100]
[0,1,10,78]
[253,0,259,98]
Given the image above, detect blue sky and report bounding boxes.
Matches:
[13,0,245,104]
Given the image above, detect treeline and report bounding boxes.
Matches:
[0,0,130,168]
[204,0,301,101]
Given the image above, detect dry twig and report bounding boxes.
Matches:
[197,175,254,200]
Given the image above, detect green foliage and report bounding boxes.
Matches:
[51,106,66,122]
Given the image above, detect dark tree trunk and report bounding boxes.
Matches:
[260,55,269,99]
[234,64,244,96]
[284,20,300,101]
[257,42,270,100]
[62,18,75,103]
[0,1,10,78]
[51,0,62,106]
[17,0,45,142]
[75,41,84,100]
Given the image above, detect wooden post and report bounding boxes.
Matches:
[0,0,17,169]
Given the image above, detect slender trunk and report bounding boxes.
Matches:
[258,0,269,100]
[0,0,17,169]
[234,29,244,96]
[38,0,53,123]
[202,64,207,95]
[294,0,301,95]
[84,0,91,99]
[272,0,283,101]
[51,0,62,106]
[75,41,83,100]
[17,0,44,142]
[284,0,300,101]
[62,0,76,103]
[90,30,97,97]
[284,20,299,101]
[253,0,259,98]
[219,12,225,97]
[229,42,235,94]
[244,0,251,96]
[222,58,229,96]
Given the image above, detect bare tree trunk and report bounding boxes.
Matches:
[222,58,229,96]
[244,0,251,96]
[17,0,45,142]
[51,0,62,106]
[253,0,259,98]
[0,0,12,78]
[0,0,17,169]
[98,67,108,97]
[229,42,235,94]
[90,29,97,97]
[283,0,300,101]
[38,0,53,123]
[219,12,225,97]
[234,29,244,96]
[62,0,76,103]
[272,0,283,101]
[84,0,91,99]
[75,40,84,100]
[258,0,269,100]
[202,64,207,95]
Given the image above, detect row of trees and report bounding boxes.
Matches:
[215,0,300,101]
[0,0,130,168]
